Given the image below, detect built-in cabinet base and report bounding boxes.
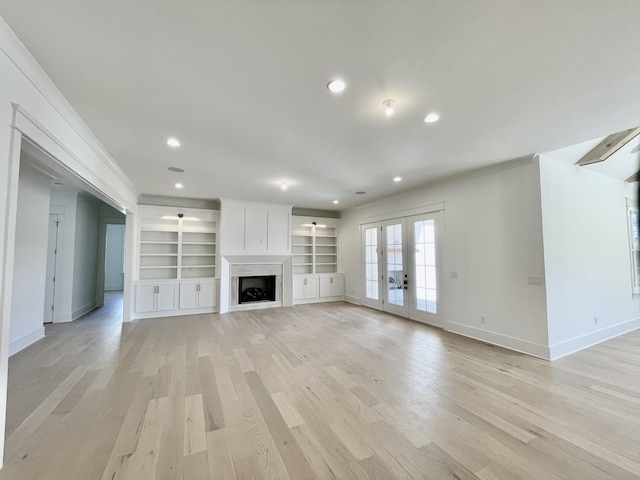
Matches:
[293,273,345,304]
[133,278,218,319]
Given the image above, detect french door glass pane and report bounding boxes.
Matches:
[364,227,379,300]
[414,219,437,313]
[386,224,404,306]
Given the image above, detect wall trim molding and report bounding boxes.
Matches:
[9,326,45,356]
[549,317,640,360]
[54,311,73,323]
[446,321,551,360]
[344,295,361,305]
[72,302,97,321]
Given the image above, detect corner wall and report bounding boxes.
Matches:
[340,158,550,358]
[539,155,640,359]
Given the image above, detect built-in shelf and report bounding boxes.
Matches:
[138,209,218,281]
[291,219,338,275]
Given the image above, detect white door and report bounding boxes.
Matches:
[157,283,178,311]
[304,276,319,300]
[43,214,60,324]
[362,224,382,309]
[293,276,307,301]
[135,284,157,313]
[198,280,216,309]
[382,219,409,317]
[408,212,443,327]
[180,281,199,310]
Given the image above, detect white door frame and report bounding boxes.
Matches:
[44,213,60,324]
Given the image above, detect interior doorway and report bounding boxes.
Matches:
[104,224,125,292]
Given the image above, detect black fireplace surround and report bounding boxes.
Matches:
[239,275,276,304]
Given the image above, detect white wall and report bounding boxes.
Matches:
[539,155,640,359]
[104,224,125,291]
[9,162,51,355]
[71,193,100,319]
[340,158,550,358]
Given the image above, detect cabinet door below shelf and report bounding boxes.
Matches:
[304,276,319,299]
[157,283,178,311]
[293,276,319,300]
[135,284,157,313]
[319,274,345,298]
[179,282,199,310]
[198,280,216,309]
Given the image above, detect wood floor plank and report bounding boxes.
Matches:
[183,393,207,455]
[124,397,166,480]
[270,391,304,428]
[206,428,237,480]
[329,419,374,461]
[244,371,315,479]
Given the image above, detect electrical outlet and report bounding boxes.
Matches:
[449,271,459,279]
[594,316,598,325]
[481,315,486,324]
[527,276,545,286]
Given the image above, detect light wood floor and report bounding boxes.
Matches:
[2,293,640,479]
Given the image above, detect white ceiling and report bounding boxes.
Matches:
[543,133,640,182]
[2,1,640,210]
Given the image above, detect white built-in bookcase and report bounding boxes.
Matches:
[137,206,218,281]
[291,217,339,275]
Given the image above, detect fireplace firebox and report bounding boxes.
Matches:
[239,275,276,304]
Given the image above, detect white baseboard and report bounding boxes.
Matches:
[72,301,97,320]
[54,310,73,323]
[549,317,640,360]
[445,321,551,359]
[344,295,361,305]
[9,326,45,356]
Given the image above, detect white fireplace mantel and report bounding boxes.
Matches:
[219,255,293,313]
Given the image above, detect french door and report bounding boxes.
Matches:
[362,211,442,326]
[382,219,409,317]
[408,212,442,326]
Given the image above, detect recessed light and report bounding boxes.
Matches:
[355,191,366,195]
[383,99,395,117]
[168,166,185,173]
[280,181,288,191]
[327,79,346,93]
[166,137,181,147]
[424,113,440,124]
[174,183,184,189]
[393,176,402,182]
[333,200,339,204]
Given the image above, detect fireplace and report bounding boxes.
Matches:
[239,275,276,304]
[227,262,285,311]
